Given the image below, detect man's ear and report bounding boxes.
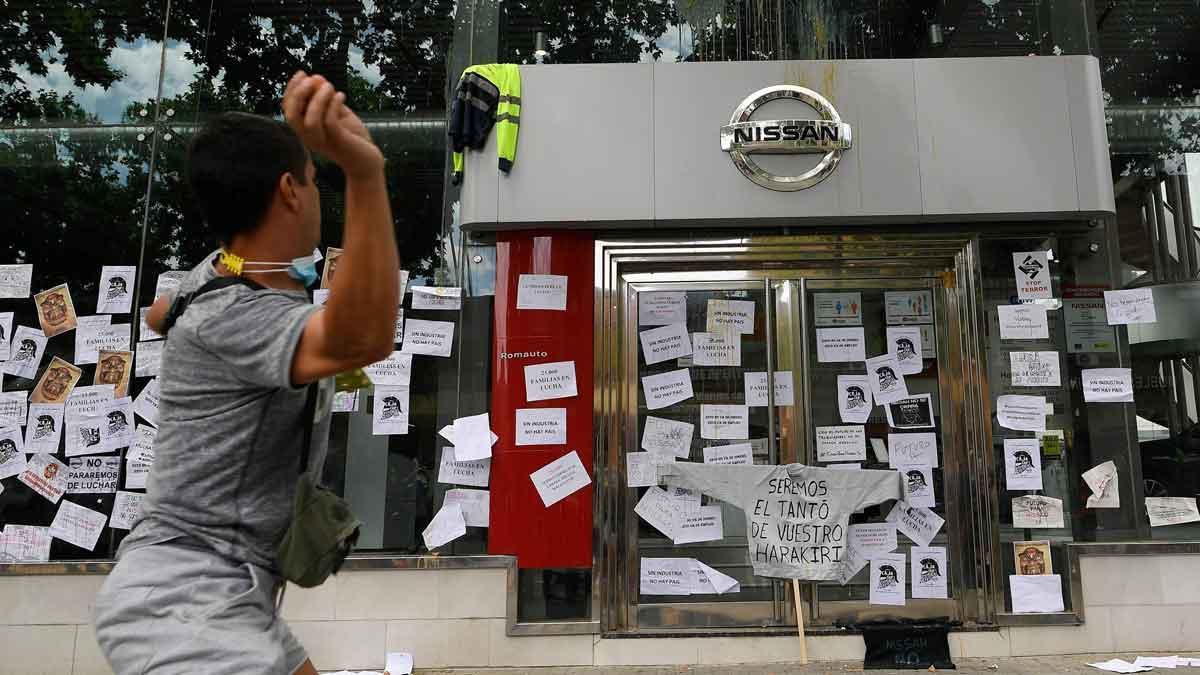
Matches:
[278,172,303,213]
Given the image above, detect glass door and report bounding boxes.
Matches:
[630,280,785,628]
[602,235,992,633]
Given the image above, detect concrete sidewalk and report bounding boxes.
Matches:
[404,653,1189,673]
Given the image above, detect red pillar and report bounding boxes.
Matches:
[488,231,595,568]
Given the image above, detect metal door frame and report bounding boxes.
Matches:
[594,233,998,635]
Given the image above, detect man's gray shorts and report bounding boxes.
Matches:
[93,537,308,674]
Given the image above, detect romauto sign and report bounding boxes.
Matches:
[720,85,853,192]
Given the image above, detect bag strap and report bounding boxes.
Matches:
[161,275,265,334]
[298,381,318,476]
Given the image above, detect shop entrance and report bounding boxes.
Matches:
[595,235,997,633]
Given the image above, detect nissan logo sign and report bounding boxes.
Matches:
[720,85,852,191]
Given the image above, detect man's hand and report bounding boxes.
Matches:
[282,71,384,179]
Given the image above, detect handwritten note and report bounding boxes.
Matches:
[1145,497,1200,527]
[0,264,33,298]
[1081,368,1134,403]
[635,486,680,538]
[49,499,107,550]
[134,340,163,377]
[1010,351,1061,387]
[132,378,160,427]
[516,274,568,310]
[0,525,51,562]
[997,305,1050,340]
[641,416,694,457]
[639,323,692,365]
[641,369,694,410]
[530,450,591,507]
[109,491,145,530]
[515,407,567,446]
[1104,288,1156,325]
[627,451,671,487]
[816,425,866,462]
[816,327,866,363]
[1012,495,1065,528]
[887,432,938,467]
[0,390,28,428]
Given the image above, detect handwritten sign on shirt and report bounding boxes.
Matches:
[1104,288,1156,325]
[516,274,568,311]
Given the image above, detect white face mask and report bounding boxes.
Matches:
[235,253,320,288]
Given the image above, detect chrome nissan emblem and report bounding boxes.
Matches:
[720,85,853,191]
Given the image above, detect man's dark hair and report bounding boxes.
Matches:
[187,112,309,243]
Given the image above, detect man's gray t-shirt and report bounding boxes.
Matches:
[663,463,901,580]
[124,252,333,571]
